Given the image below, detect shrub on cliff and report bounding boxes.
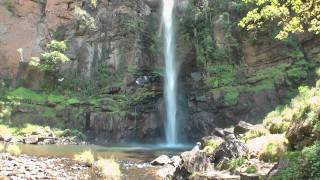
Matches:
[74,150,94,166]
[29,40,70,72]
[29,40,70,87]
[203,139,222,154]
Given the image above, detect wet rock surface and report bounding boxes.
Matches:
[0,153,93,179]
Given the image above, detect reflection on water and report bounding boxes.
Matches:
[17,143,192,162]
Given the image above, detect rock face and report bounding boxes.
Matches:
[0,0,72,81]
[2,0,320,144]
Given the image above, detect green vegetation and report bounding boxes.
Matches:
[224,87,239,106]
[73,6,96,31]
[0,144,4,152]
[0,124,15,136]
[203,139,222,154]
[240,0,320,40]
[30,40,70,72]
[90,0,97,8]
[243,126,269,142]
[6,145,21,156]
[260,142,287,162]
[6,87,45,103]
[96,158,121,180]
[228,157,247,171]
[245,165,258,174]
[273,142,320,180]
[263,107,291,134]
[74,150,95,167]
[48,94,65,104]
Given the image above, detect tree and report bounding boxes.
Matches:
[29,40,70,85]
[29,40,70,72]
[239,0,320,39]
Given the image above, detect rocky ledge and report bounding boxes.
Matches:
[0,126,87,146]
[151,121,288,180]
[0,153,94,179]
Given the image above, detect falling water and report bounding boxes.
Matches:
[162,0,177,145]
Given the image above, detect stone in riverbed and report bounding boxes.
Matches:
[24,135,39,144]
[151,155,172,166]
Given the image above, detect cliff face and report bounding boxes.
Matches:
[1,0,320,143]
[0,0,73,79]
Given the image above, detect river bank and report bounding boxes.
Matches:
[0,153,94,179]
[0,143,188,179]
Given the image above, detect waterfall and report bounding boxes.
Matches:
[162,0,178,145]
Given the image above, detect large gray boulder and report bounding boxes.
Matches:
[234,121,253,135]
[212,140,249,165]
[180,150,212,173]
[151,155,172,166]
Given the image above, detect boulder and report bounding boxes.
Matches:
[180,150,212,173]
[247,134,288,160]
[156,164,176,179]
[9,137,23,143]
[0,135,12,142]
[151,155,172,166]
[171,156,182,167]
[234,121,253,135]
[286,120,317,150]
[24,135,39,144]
[212,140,249,164]
[214,128,226,138]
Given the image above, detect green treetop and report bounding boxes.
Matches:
[239,0,320,39]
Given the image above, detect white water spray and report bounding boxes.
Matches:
[162,0,177,145]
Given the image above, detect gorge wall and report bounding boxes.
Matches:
[1,0,320,143]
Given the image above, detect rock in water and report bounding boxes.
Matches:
[151,155,172,166]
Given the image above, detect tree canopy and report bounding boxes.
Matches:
[239,0,320,39]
